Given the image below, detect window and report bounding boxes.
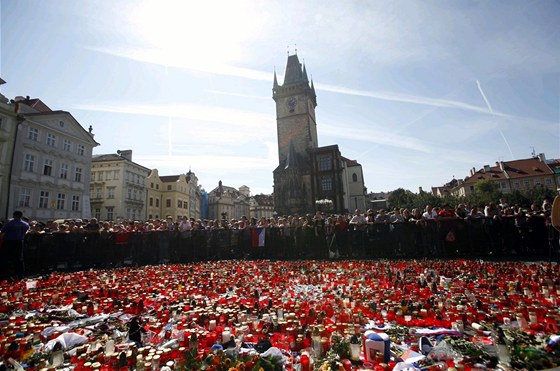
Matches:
[96,187,102,198]
[318,155,331,171]
[63,139,71,151]
[72,195,80,211]
[524,180,530,188]
[156,184,159,190]
[128,188,132,199]
[106,207,114,220]
[113,170,120,180]
[126,208,131,219]
[352,173,358,182]
[321,177,333,191]
[151,182,154,188]
[546,178,553,186]
[74,167,82,182]
[167,185,172,190]
[535,178,542,185]
[24,154,35,172]
[39,191,49,208]
[56,193,66,210]
[178,200,182,208]
[149,197,153,206]
[46,133,56,147]
[18,188,31,207]
[94,208,101,220]
[183,201,188,209]
[77,144,85,156]
[28,127,39,141]
[156,199,160,207]
[59,163,69,179]
[514,181,520,189]
[133,190,138,200]
[43,159,53,176]
[105,171,112,180]
[107,187,115,199]
[97,172,103,181]
[500,182,507,189]
[166,199,171,207]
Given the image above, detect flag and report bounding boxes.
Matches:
[252,227,266,247]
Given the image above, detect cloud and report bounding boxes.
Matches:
[85,45,511,117]
[206,90,269,100]
[320,122,433,154]
[73,101,272,130]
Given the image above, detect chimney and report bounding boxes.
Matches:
[499,161,505,171]
[538,153,546,162]
[483,165,490,172]
[470,168,476,176]
[419,186,423,193]
[117,149,132,161]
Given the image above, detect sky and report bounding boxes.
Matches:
[1,0,559,196]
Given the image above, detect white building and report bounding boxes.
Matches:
[9,96,99,221]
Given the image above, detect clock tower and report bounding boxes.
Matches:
[272,54,318,215]
[273,54,318,166]
[272,53,367,216]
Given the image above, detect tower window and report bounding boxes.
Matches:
[321,177,333,191]
[352,173,358,182]
[318,155,331,171]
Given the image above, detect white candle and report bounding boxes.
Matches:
[209,320,216,331]
[222,330,231,343]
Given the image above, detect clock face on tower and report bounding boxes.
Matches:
[286,96,297,112]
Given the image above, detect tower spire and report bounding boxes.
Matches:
[273,68,279,89]
[302,64,309,82]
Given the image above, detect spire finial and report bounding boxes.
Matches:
[295,44,297,55]
[287,45,289,56]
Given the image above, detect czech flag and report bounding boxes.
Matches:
[252,227,266,247]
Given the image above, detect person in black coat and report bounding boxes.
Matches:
[128,316,146,346]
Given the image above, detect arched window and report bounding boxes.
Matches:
[352,173,358,182]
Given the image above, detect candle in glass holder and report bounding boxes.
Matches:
[222,329,231,343]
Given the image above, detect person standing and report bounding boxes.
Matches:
[1,211,30,280]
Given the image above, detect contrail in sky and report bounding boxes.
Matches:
[476,80,514,159]
[168,119,173,156]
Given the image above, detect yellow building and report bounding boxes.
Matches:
[90,150,150,221]
[146,169,201,220]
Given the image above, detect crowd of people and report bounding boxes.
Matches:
[0,198,557,280]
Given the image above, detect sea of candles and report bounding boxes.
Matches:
[0,259,558,370]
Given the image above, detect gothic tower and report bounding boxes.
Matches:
[273,54,318,215]
[273,54,318,166]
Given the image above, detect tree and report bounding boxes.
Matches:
[524,185,557,206]
[387,188,414,210]
[473,179,502,206]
